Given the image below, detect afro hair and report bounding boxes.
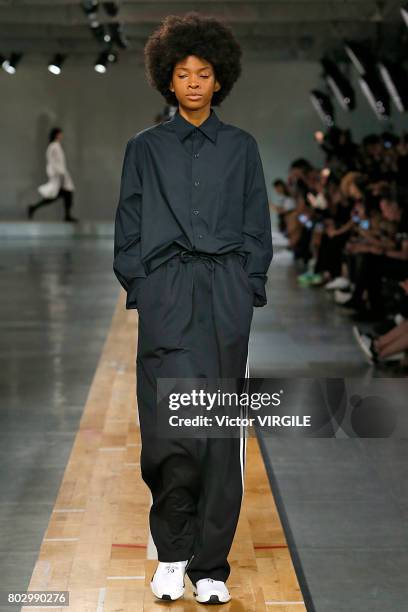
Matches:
[144,11,242,107]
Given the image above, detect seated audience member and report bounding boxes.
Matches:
[271,179,296,234]
[339,197,407,318]
[353,279,408,368]
[276,127,407,372]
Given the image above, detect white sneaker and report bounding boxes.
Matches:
[352,326,376,364]
[194,578,231,604]
[325,277,350,291]
[352,326,405,364]
[334,289,353,304]
[150,560,188,601]
[394,313,405,325]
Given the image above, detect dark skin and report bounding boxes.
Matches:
[169,55,221,127]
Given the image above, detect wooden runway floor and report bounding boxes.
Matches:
[22,293,306,611]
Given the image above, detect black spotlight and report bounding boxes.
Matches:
[103,2,119,17]
[90,22,111,44]
[321,58,355,111]
[94,53,107,74]
[81,0,99,16]
[48,53,67,76]
[358,72,390,120]
[108,23,129,49]
[310,90,335,127]
[94,49,118,74]
[378,60,408,112]
[344,41,374,75]
[2,52,23,75]
[401,3,408,27]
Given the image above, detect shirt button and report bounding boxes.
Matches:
[194,180,200,187]
[192,209,200,215]
[198,234,203,239]
[194,153,199,158]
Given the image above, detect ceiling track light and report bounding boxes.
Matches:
[321,58,355,112]
[89,16,100,29]
[94,49,118,74]
[344,41,374,76]
[108,22,129,49]
[377,61,408,113]
[48,53,67,76]
[81,0,99,16]
[310,89,335,127]
[105,50,118,64]
[89,22,111,44]
[1,52,23,75]
[94,52,107,74]
[103,2,119,17]
[401,4,408,27]
[358,72,390,120]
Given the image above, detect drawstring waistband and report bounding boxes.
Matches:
[144,249,245,275]
[178,249,228,271]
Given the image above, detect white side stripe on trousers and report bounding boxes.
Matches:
[239,348,250,495]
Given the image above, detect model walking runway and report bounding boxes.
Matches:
[112,13,273,603]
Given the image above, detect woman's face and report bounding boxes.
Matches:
[380,199,399,221]
[169,55,221,111]
[349,182,362,200]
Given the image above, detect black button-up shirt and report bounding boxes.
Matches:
[113,107,273,308]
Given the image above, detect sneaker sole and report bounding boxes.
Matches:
[150,581,185,601]
[380,353,405,363]
[325,282,350,291]
[334,293,353,304]
[194,593,231,604]
[151,590,184,601]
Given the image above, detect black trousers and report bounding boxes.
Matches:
[31,188,73,219]
[314,232,349,278]
[294,226,312,264]
[135,250,254,585]
[348,252,407,314]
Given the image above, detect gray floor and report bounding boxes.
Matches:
[0,235,406,612]
[0,237,118,611]
[256,248,408,612]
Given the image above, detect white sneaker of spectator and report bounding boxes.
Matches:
[325,277,350,291]
[352,326,376,364]
[352,326,405,364]
[334,289,353,304]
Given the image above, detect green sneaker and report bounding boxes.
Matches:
[310,273,324,286]
[297,271,314,286]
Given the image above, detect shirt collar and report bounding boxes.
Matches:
[169,107,220,144]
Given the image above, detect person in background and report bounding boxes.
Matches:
[28,127,78,223]
[270,179,296,233]
[353,278,408,368]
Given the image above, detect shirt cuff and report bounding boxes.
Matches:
[125,277,147,310]
[248,276,268,307]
